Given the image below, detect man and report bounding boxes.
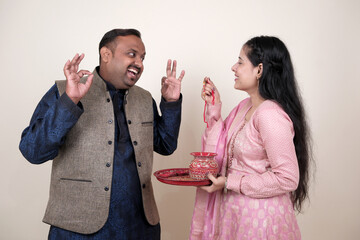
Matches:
[19,28,185,239]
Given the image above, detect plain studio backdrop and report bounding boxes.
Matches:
[1,0,359,239]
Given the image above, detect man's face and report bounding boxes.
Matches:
[100,35,146,89]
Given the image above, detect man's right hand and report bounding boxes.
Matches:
[64,53,93,104]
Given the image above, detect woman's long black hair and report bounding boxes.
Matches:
[244,36,312,212]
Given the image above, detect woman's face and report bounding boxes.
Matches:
[231,46,260,94]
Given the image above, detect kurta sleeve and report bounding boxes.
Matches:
[19,84,83,164]
[153,95,182,155]
[226,105,299,197]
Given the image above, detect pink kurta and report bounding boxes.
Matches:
[190,98,301,240]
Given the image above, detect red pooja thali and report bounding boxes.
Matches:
[154,152,219,186]
[153,168,211,186]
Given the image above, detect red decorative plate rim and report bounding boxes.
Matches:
[153,168,211,186]
[190,152,217,157]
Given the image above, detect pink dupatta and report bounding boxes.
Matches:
[189,98,251,240]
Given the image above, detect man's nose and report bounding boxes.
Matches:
[134,56,143,68]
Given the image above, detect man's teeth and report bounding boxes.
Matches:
[128,69,138,74]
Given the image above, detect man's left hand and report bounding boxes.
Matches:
[161,59,185,102]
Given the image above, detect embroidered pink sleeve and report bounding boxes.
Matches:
[228,106,299,197]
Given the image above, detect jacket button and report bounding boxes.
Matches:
[138,162,142,167]
[128,120,132,124]
[106,98,110,102]
[108,119,113,124]
[106,163,111,167]
[142,184,146,189]
[108,141,112,145]
[104,187,109,191]
[133,141,138,146]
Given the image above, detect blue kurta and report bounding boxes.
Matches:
[19,71,182,240]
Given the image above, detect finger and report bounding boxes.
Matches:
[171,60,177,78]
[203,85,214,95]
[202,77,208,91]
[201,89,206,99]
[204,82,213,90]
[70,53,80,65]
[163,79,181,90]
[70,53,83,72]
[63,60,71,77]
[202,86,209,98]
[79,53,85,61]
[67,54,79,73]
[84,74,94,91]
[206,78,215,88]
[177,70,185,82]
[203,77,210,85]
[76,53,85,65]
[78,70,92,78]
[202,92,214,102]
[208,81,216,92]
[203,91,212,98]
[64,59,70,70]
[202,94,212,103]
[207,173,217,183]
[166,59,172,77]
[161,76,167,86]
[75,53,85,72]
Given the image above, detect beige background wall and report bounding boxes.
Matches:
[1,0,359,239]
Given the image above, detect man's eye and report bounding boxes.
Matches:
[128,52,135,57]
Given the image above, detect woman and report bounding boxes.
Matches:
[190,36,311,240]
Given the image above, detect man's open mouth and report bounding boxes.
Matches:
[128,67,139,77]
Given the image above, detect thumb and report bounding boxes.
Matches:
[84,74,94,92]
[207,173,217,182]
[161,76,167,86]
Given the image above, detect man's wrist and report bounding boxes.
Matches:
[162,95,180,102]
[160,94,182,107]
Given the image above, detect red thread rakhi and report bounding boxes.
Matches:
[203,88,215,128]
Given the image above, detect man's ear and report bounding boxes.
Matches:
[100,47,112,63]
[257,63,263,79]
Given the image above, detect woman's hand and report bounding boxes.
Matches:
[201,77,221,104]
[200,174,226,193]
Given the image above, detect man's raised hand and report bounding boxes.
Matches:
[161,59,185,102]
[64,53,93,104]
